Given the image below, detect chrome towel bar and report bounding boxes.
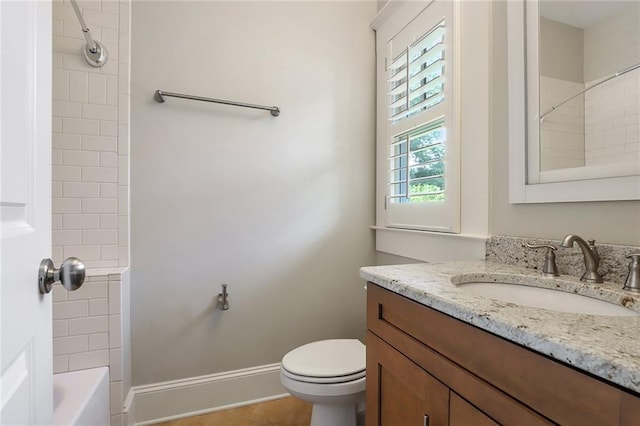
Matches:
[154,90,280,117]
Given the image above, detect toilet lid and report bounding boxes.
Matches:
[281,339,365,378]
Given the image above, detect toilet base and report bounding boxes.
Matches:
[311,402,357,426]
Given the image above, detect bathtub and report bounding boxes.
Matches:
[53,367,110,426]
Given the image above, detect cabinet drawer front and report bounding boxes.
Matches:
[367,283,640,425]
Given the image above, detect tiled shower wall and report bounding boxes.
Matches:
[52,0,130,268]
[53,269,131,426]
[52,1,131,425]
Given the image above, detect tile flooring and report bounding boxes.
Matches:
[155,396,312,425]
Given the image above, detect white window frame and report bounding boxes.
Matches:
[376,0,461,234]
[372,0,490,262]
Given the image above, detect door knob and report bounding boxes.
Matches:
[39,257,86,294]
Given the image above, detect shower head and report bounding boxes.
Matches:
[69,0,108,67]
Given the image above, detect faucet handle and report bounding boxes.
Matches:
[623,253,640,293]
[525,243,560,277]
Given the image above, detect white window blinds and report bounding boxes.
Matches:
[383,0,459,233]
[389,22,446,125]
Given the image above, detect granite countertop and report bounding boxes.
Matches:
[360,260,640,393]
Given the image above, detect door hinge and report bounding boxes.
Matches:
[424,414,430,426]
[384,57,388,72]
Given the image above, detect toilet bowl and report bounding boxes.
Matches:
[280,339,366,426]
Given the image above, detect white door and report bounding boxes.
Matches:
[1,1,53,425]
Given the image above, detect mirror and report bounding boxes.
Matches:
[508,0,640,203]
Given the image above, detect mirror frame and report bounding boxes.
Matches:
[507,0,640,203]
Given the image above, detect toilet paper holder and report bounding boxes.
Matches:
[218,284,230,310]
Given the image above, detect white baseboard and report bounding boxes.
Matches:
[123,363,287,425]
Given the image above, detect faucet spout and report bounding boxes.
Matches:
[560,234,603,283]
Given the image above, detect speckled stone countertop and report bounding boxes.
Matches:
[360,261,640,394]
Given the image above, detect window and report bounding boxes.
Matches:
[379,1,460,233]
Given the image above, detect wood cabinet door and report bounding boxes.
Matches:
[449,392,498,426]
[367,331,449,426]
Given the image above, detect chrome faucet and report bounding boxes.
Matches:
[560,234,603,283]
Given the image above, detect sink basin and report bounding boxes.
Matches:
[457,282,639,316]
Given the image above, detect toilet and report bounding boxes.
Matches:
[280,339,366,426]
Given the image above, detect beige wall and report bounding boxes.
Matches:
[491,1,640,246]
[131,1,377,386]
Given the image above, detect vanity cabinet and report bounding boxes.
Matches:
[366,284,640,425]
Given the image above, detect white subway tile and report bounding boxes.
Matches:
[119,34,130,67]
[53,335,89,355]
[63,245,101,261]
[53,320,69,338]
[53,300,89,320]
[53,133,82,150]
[118,186,128,215]
[109,315,121,348]
[88,73,107,104]
[68,70,88,102]
[53,52,63,69]
[75,0,101,12]
[52,150,63,165]
[111,414,123,426]
[118,216,128,246]
[102,245,119,261]
[100,184,118,199]
[118,157,128,185]
[84,259,120,268]
[82,135,117,151]
[53,355,69,374]
[53,285,68,303]
[53,117,63,133]
[98,57,119,76]
[106,75,118,106]
[52,246,64,264]
[52,182,63,198]
[118,62,130,93]
[83,229,118,245]
[89,332,110,350]
[82,166,118,183]
[83,198,118,214]
[109,381,123,415]
[63,52,101,73]
[84,9,119,29]
[89,299,109,316]
[109,281,121,314]
[100,214,118,229]
[53,69,69,101]
[68,281,109,300]
[53,230,82,246]
[119,1,130,34]
[101,152,118,168]
[53,165,81,182]
[63,117,100,135]
[63,150,101,166]
[100,120,118,136]
[52,100,82,118]
[63,182,100,198]
[118,247,129,267]
[101,27,119,45]
[52,214,63,230]
[83,104,118,121]
[117,124,129,154]
[53,36,84,55]
[109,348,122,381]
[53,198,82,214]
[118,94,129,125]
[63,213,101,229]
[69,349,109,371]
[68,316,108,335]
[53,19,64,36]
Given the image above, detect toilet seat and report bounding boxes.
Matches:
[281,339,365,384]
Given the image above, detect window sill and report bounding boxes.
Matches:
[372,226,488,262]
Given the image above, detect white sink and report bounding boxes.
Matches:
[457,282,639,316]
